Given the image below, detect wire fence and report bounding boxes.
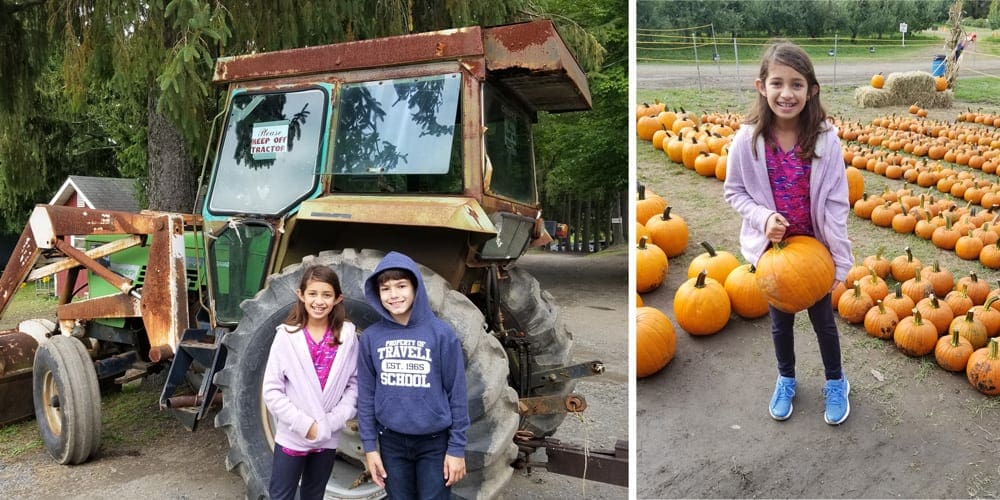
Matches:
[637,24,1000,91]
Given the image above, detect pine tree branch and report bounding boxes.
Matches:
[8,0,46,15]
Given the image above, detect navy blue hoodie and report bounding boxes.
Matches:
[357,252,469,457]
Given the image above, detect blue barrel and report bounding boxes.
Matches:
[931,55,946,76]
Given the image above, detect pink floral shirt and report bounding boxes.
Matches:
[765,141,814,237]
[281,326,339,457]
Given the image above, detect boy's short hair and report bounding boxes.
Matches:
[376,267,417,287]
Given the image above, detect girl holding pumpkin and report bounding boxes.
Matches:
[723,41,853,425]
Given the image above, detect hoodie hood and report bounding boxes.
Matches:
[364,251,434,327]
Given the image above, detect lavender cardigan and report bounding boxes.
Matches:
[723,123,853,282]
[263,322,359,452]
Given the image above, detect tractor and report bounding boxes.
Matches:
[0,20,623,498]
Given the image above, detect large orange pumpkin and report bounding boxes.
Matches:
[871,72,885,89]
[636,184,667,225]
[645,207,688,257]
[935,329,974,372]
[846,166,865,206]
[967,339,1000,396]
[755,236,835,313]
[635,306,676,378]
[636,236,668,293]
[674,270,731,336]
[686,241,740,285]
[894,309,938,357]
[724,264,770,319]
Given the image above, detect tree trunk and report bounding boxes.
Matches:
[146,92,196,213]
[582,198,592,253]
[614,190,626,245]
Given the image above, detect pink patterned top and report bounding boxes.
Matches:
[765,141,814,237]
[280,326,339,457]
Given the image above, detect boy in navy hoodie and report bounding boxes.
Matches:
[358,251,469,499]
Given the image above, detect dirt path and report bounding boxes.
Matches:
[637,124,1000,497]
[0,250,627,499]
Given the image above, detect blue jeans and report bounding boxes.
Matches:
[378,425,450,500]
[769,292,843,380]
[269,445,337,500]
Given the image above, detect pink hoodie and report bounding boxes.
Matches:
[723,123,853,282]
[263,322,359,452]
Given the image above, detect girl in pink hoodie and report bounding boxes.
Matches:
[724,41,852,426]
[263,265,359,499]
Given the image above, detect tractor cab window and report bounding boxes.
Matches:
[483,85,536,204]
[208,222,273,324]
[207,88,327,216]
[331,73,462,193]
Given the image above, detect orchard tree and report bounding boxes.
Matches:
[1,0,608,231]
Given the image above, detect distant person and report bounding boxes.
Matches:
[723,40,853,425]
[358,251,469,498]
[955,40,966,60]
[263,265,359,500]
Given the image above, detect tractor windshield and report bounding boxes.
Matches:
[331,73,462,193]
[207,87,327,216]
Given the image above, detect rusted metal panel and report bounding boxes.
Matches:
[0,331,37,425]
[297,195,497,235]
[0,226,40,320]
[140,214,189,360]
[542,438,629,487]
[483,20,592,113]
[214,27,485,84]
[29,206,160,248]
[518,393,588,416]
[57,293,142,320]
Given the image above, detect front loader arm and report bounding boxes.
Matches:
[0,205,198,361]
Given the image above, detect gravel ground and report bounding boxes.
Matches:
[0,249,628,499]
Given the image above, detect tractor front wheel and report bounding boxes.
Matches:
[215,249,518,499]
[32,335,102,464]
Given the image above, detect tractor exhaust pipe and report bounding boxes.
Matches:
[0,330,39,425]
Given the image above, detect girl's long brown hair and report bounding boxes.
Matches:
[284,265,346,345]
[745,40,829,162]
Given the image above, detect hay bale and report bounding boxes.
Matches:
[853,71,952,109]
[854,86,895,108]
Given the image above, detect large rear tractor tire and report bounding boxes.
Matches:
[500,266,575,437]
[32,335,102,465]
[215,249,518,499]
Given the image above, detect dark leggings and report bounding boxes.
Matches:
[269,446,337,500]
[769,292,843,381]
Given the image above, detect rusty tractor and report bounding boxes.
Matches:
[0,20,625,498]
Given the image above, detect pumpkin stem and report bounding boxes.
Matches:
[695,269,709,288]
[912,308,923,324]
[950,328,962,347]
[638,235,649,249]
[638,184,646,200]
[877,299,886,314]
[965,310,975,322]
[988,338,999,360]
[905,246,913,262]
[661,206,673,221]
[894,282,904,298]
[852,280,862,297]
[699,241,717,256]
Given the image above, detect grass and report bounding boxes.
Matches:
[0,285,59,330]
[952,77,1000,106]
[0,377,176,460]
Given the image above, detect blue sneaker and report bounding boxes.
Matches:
[769,376,796,420]
[823,376,851,425]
